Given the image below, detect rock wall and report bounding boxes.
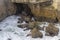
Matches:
[0,0,7,21]
[0,0,16,21]
[0,0,60,21]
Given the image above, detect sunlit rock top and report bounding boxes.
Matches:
[11,0,52,3]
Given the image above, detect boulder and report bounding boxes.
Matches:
[45,23,59,36]
[31,28,43,38]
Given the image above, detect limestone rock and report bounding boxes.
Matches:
[17,18,24,23]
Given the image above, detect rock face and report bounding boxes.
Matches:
[0,0,16,21]
[0,0,60,23]
[45,24,59,36]
[4,0,16,16]
[29,3,58,22]
[0,0,7,21]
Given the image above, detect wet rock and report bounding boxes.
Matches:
[18,18,21,20]
[45,33,50,36]
[17,25,23,28]
[26,22,44,30]
[17,18,23,23]
[26,34,31,37]
[31,28,43,38]
[45,23,59,36]
[26,22,36,29]
[24,22,44,31]
[17,24,28,28]
[7,38,11,40]
[0,29,2,31]
[24,16,31,23]
[39,26,45,31]
[18,14,32,23]
[17,15,26,23]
